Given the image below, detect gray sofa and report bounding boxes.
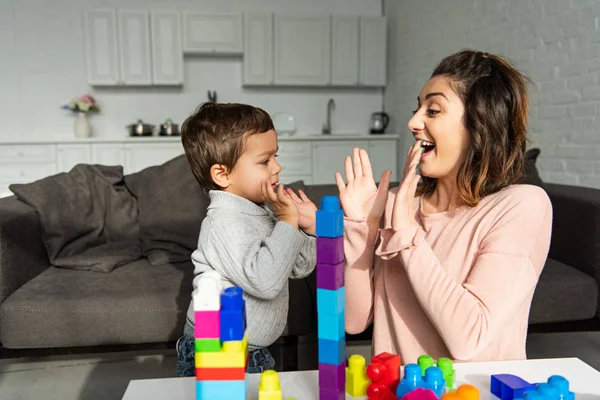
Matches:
[0,151,599,370]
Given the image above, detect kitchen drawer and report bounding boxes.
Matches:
[0,144,56,163]
[278,173,312,185]
[278,142,311,156]
[0,164,57,183]
[278,154,312,175]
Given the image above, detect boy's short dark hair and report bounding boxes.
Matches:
[181,102,275,191]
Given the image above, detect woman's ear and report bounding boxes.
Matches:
[210,164,231,189]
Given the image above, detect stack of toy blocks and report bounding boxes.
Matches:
[193,271,249,400]
[316,196,346,400]
[395,354,456,399]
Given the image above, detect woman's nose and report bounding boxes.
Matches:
[408,112,424,133]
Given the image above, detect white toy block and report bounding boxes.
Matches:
[193,271,223,311]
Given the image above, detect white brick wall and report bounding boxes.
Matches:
[384,0,600,189]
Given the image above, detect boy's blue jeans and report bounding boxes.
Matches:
[176,335,275,376]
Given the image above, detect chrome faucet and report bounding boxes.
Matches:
[321,98,335,135]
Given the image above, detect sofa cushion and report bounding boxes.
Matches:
[125,155,210,266]
[0,259,193,348]
[522,148,544,187]
[529,258,598,324]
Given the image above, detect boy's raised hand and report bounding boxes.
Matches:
[261,180,299,229]
[286,188,317,235]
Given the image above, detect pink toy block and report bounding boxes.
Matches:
[319,361,346,392]
[317,236,344,264]
[401,387,438,400]
[194,310,220,338]
[317,261,345,290]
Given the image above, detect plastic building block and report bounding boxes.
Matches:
[317,287,345,315]
[258,370,282,400]
[317,261,345,290]
[441,384,480,400]
[195,365,246,380]
[396,364,445,398]
[317,236,344,264]
[368,387,398,400]
[418,355,435,376]
[194,311,220,338]
[319,386,345,400]
[366,352,402,397]
[316,196,344,238]
[318,338,346,365]
[513,375,574,400]
[317,311,345,341]
[195,338,221,352]
[196,379,246,400]
[491,374,536,400]
[220,287,246,342]
[193,271,222,311]
[437,357,455,388]
[401,387,439,400]
[319,360,346,392]
[195,336,248,368]
[346,354,370,398]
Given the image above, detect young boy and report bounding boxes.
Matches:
[177,102,317,376]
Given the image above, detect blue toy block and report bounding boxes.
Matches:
[220,287,246,342]
[318,337,346,365]
[491,374,537,400]
[317,287,345,315]
[316,196,344,238]
[196,379,246,400]
[514,376,574,400]
[318,310,345,341]
[396,364,445,399]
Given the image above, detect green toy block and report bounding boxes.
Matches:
[418,354,434,376]
[436,357,455,388]
[195,338,221,352]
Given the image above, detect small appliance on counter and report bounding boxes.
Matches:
[369,112,390,134]
[271,111,297,136]
[127,119,155,137]
[159,118,180,136]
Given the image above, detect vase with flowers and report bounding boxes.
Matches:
[62,94,100,138]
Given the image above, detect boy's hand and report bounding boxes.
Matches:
[286,188,317,235]
[261,180,299,229]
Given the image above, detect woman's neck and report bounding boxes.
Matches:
[423,177,462,213]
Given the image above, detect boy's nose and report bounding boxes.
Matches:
[273,160,282,174]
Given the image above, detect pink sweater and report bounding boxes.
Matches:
[344,184,552,364]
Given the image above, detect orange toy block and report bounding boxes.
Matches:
[442,384,480,400]
[366,352,401,398]
[195,366,246,380]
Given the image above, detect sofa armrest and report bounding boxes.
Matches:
[544,183,600,281]
[0,196,50,306]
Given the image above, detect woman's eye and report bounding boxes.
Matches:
[426,109,440,117]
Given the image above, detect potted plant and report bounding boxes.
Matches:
[62,94,100,138]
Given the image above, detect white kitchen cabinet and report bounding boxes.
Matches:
[92,143,128,169]
[183,13,242,54]
[243,13,274,85]
[126,143,184,173]
[57,144,93,173]
[117,10,153,85]
[274,15,331,86]
[368,140,399,182]
[359,16,387,87]
[331,16,359,86]
[311,141,368,184]
[150,11,184,85]
[84,10,120,85]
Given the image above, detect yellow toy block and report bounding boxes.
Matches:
[258,370,282,400]
[195,336,248,368]
[441,384,480,400]
[346,354,370,397]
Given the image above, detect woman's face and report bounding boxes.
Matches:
[408,75,471,180]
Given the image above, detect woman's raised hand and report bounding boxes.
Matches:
[335,148,391,225]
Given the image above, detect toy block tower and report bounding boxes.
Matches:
[316,195,345,400]
[193,271,249,400]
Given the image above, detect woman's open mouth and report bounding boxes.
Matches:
[421,140,435,157]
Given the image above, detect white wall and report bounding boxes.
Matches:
[384,0,600,189]
[0,0,383,140]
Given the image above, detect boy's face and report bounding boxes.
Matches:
[225,129,281,203]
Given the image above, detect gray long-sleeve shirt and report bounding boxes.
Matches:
[184,190,316,349]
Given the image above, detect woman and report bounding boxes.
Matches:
[336,50,552,363]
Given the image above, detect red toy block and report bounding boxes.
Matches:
[317,261,345,290]
[195,366,246,380]
[317,236,344,264]
[194,310,219,338]
[368,387,398,400]
[366,352,401,397]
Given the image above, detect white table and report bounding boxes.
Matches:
[122,358,600,400]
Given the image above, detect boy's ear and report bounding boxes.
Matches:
[210,164,231,189]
